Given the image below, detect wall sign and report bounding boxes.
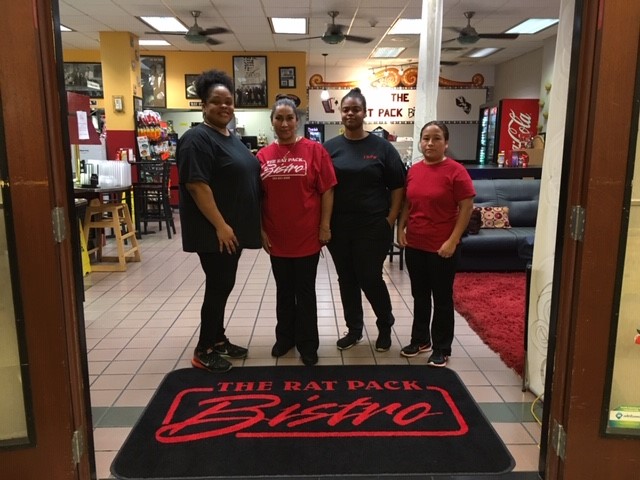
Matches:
[308,88,486,124]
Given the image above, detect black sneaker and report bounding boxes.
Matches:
[427,351,448,367]
[375,329,392,352]
[271,342,294,357]
[192,347,232,373]
[400,342,432,358]
[336,332,363,350]
[213,338,248,359]
[301,352,318,366]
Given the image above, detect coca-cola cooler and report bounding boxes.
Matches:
[476,98,539,164]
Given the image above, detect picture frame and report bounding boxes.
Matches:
[63,62,103,98]
[279,66,296,89]
[141,55,166,108]
[184,74,199,99]
[233,56,268,108]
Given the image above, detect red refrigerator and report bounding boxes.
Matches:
[476,98,539,164]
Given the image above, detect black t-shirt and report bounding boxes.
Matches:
[323,133,406,229]
[176,123,262,252]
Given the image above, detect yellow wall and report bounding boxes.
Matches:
[63,49,307,110]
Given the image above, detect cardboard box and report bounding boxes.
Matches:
[524,148,544,166]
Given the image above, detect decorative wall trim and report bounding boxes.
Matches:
[308,72,485,89]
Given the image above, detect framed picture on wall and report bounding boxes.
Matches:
[233,56,267,108]
[63,62,103,98]
[141,55,166,108]
[279,67,296,89]
[184,74,199,99]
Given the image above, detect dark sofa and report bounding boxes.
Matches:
[458,178,541,271]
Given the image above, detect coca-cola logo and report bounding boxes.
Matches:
[507,109,533,149]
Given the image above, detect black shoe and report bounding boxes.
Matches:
[336,332,363,350]
[271,342,294,357]
[213,338,248,359]
[301,352,318,366]
[400,342,433,358]
[427,351,448,368]
[375,329,392,352]
[191,347,232,373]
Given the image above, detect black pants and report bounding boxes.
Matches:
[197,250,242,347]
[404,246,458,356]
[327,218,395,335]
[270,253,320,355]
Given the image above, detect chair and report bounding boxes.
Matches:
[132,161,176,238]
[83,199,141,271]
[388,219,404,270]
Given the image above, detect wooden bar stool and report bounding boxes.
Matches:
[83,198,141,271]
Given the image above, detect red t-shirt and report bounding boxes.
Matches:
[258,138,337,257]
[405,158,475,253]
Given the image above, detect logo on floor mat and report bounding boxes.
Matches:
[155,377,469,443]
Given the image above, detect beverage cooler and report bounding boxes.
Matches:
[476,98,539,164]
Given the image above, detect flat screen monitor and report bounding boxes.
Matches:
[304,124,324,143]
[241,135,258,150]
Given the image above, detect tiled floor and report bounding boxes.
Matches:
[83,217,542,479]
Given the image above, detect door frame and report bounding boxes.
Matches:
[0,0,93,478]
[542,0,640,477]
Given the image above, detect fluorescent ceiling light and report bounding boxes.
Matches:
[139,39,171,46]
[507,18,559,34]
[465,47,502,58]
[270,17,307,34]
[389,19,422,35]
[139,16,187,33]
[372,47,406,58]
[60,24,72,32]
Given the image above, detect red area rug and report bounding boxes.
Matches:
[453,272,525,375]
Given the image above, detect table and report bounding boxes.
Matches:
[74,185,139,238]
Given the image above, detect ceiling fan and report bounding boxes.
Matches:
[146,10,231,45]
[290,11,374,45]
[443,11,519,45]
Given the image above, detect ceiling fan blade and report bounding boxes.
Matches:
[200,27,231,36]
[145,31,184,35]
[441,38,459,44]
[440,61,459,66]
[205,37,222,45]
[478,33,519,40]
[445,27,463,33]
[343,34,374,44]
[288,36,324,41]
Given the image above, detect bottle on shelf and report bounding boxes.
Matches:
[497,151,505,167]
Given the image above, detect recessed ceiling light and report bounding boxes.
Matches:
[464,47,502,58]
[270,17,307,34]
[507,18,559,35]
[371,47,406,59]
[389,19,422,35]
[139,16,187,33]
[60,24,72,32]
[139,39,171,46]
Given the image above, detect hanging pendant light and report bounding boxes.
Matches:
[321,53,330,100]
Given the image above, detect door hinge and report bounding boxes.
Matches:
[569,205,586,241]
[551,419,566,460]
[51,206,66,243]
[71,428,84,464]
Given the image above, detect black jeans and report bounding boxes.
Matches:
[404,246,458,356]
[197,250,242,347]
[327,217,395,335]
[270,253,320,355]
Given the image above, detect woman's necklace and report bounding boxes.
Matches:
[275,136,301,160]
[203,120,228,136]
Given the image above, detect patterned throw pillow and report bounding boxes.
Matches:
[478,206,511,229]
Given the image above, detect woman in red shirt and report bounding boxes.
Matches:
[397,121,475,367]
[257,97,337,366]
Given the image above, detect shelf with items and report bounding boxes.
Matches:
[134,110,180,208]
